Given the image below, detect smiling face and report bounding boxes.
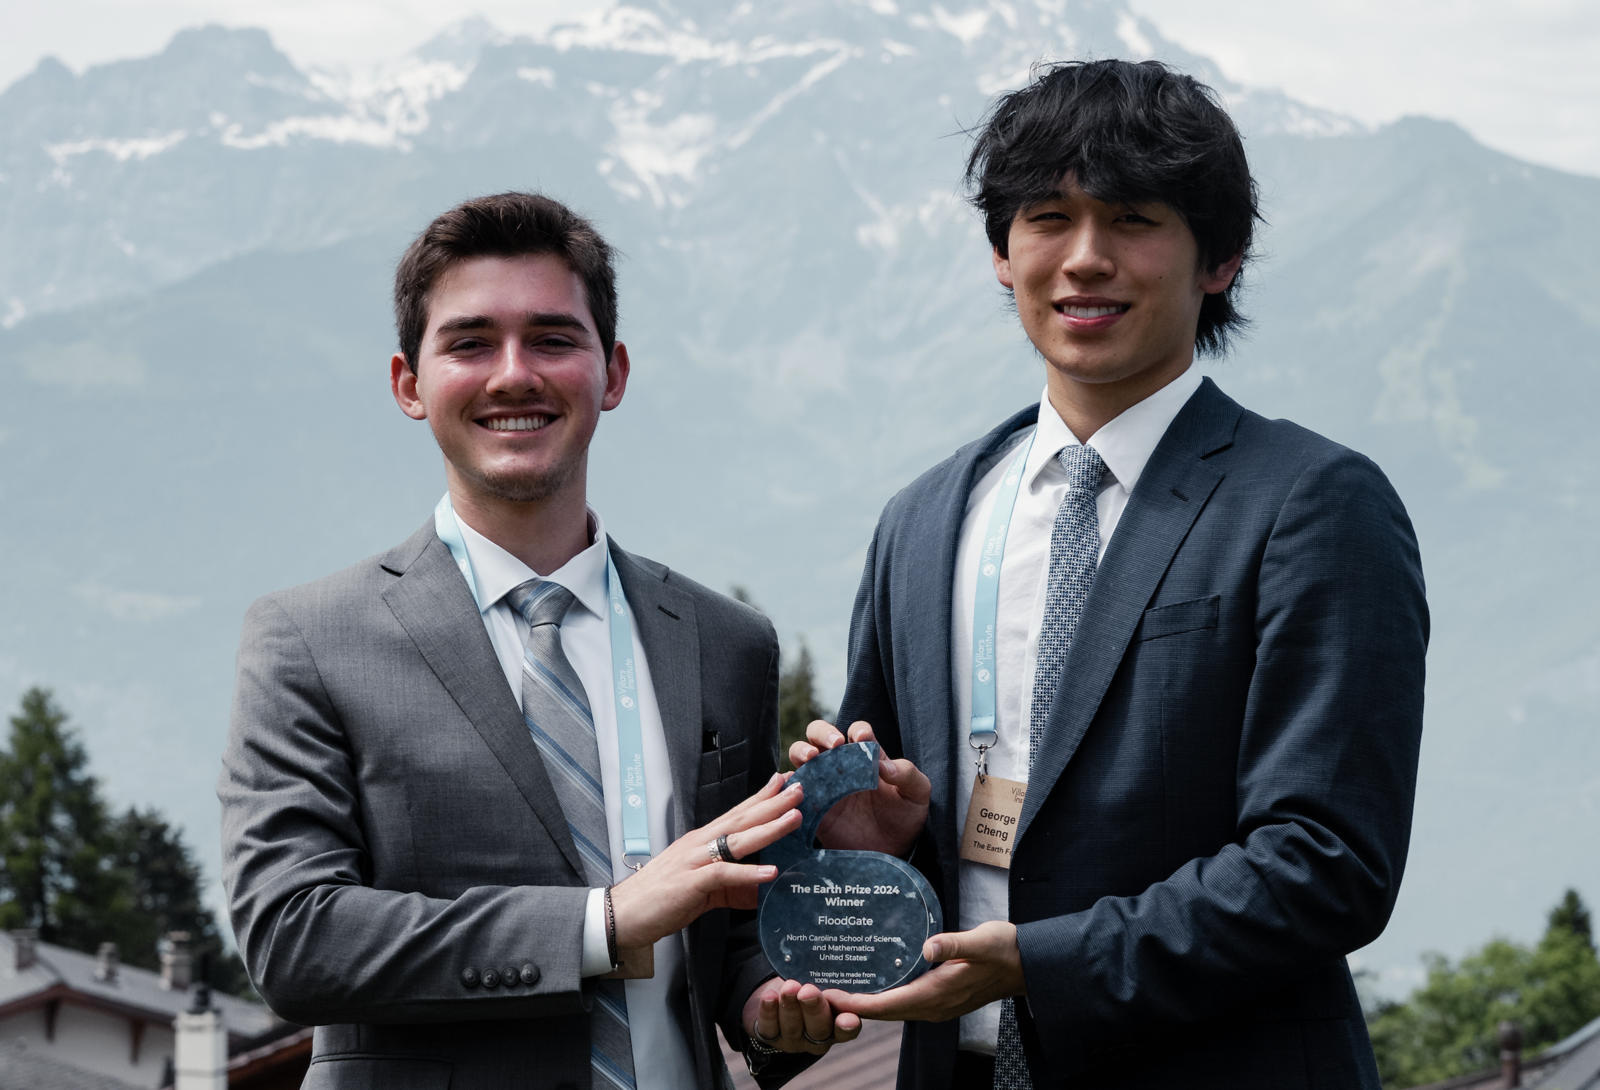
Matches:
[390,253,628,511]
[994,177,1240,425]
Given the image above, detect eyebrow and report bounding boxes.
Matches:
[432,312,590,337]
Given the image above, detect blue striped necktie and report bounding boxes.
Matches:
[993,444,1107,1090]
[506,579,637,1090]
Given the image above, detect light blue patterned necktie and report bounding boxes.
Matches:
[994,443,1107,1090]
[507,579,637,1090]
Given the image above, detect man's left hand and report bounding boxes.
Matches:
[743,977,862,1055]
[821,921,1025,1023]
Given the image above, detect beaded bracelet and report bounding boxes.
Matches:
[604,885,619,970]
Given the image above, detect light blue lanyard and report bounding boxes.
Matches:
[435,495,653,867]
[970,431,1036,774]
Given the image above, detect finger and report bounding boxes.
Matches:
[722,806,802,860]
[833,1011,862,1041]
[821,974,943,1021]
[695,861,780,893]
[776,981,807,1041]
[882,758,933,804]
[702,773,787,834]
[714,773,793,827]
[704,779,803,840]
[845,721,877,744]
[924,931,965,963]
[788,739,820,768]
[805,719,847,750]
[756,994,781,1042]
[798,984,833,1043]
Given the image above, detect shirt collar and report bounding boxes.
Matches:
[454,508,611,622]
[1026,366,1204,494]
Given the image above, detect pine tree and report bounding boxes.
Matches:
[1548,888,1594,952]
[724,587,837,768]
[778,642,832,769]
[109,808,252,996]
[0,688,131,947]
[0,689,252,996]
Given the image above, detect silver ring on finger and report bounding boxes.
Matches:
[713,834,735,863]
[802,1028,834,1047]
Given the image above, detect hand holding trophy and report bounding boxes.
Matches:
[784,722,1026,1025]
[760,733,941,994]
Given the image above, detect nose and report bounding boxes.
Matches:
[1061,220,1115,282]
[484,339,543,396]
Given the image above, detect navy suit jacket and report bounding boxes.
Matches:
[836,379,1427,1089]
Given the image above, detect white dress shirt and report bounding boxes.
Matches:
[949,368,1203,1054]
[454,510,696,1090]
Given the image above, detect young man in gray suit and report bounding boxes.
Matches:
[219,193,858,1089]
[792,61,1428,1088]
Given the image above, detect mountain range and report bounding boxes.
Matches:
[1,0,1595,994]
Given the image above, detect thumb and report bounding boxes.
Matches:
[882,757,932,803]
[923,931,963,963]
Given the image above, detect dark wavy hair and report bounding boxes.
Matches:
[394,192,618,373]
[966,59,1261,356]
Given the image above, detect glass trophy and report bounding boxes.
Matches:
[757,741,942,993]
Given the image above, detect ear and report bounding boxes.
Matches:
[1200,251,1244,295]
[601,342,631,412]
[391,353,427,420]
[992,247,1015,291]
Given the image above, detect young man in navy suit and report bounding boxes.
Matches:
[792,60,1428,1089]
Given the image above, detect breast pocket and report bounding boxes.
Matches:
[695,739,751,822]
[1136,594,1220,641]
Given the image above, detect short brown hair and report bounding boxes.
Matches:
[393,192,619,372]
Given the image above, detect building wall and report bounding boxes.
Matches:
[0,1004,175,1089]
[0,1006,49,1048]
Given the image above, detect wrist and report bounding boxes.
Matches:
[608,878,645,950]
[604,885,619,970]
[744,1014,783,1065]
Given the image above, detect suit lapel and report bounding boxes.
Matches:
[610,542,701,844]
[380,524,586,880]
[903,405,1041,875]
[1017,379,1243,842]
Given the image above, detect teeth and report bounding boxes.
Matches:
[486,416,549,431]
[1062,305,1126,318]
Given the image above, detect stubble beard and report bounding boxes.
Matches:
[468,453,582,504]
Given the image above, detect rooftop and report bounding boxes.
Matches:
[0,931,278,1042]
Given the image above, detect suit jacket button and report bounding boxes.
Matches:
[502,965,519,986]
[460,967,479,988]
[520,964,539,985]
[481,967,500,988]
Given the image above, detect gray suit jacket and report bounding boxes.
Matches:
[219,522,792,1090]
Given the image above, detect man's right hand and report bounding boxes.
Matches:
[789,720,930,857]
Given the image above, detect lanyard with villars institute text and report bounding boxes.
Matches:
[969,430,1037,770]
[960,432,1037,870]
[435,494,653,869]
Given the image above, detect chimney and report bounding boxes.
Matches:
[1499,1020,1523,1088]
[160,931,191,991]
[12,930,37,972]
[173,984,226,1090]
[94,942,119,983]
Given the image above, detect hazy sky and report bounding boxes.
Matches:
[2,0,1596,178]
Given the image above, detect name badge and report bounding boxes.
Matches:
[959,774,1026,869]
